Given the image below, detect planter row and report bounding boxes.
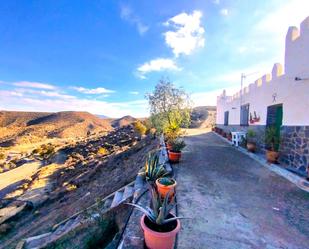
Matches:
[213,127,279,164]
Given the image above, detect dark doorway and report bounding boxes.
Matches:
[224,111,229,126]
[240,104,249,126]
[266,104,283,128]
[266,104,283,149]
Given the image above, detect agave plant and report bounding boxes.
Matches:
[145,151,168,185]
[128,187,182,225]
[170,139,186,152]
[158,177,175,186]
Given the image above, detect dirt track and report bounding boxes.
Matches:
[0,161,40,192]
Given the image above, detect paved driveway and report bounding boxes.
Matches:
[175,130,309,249]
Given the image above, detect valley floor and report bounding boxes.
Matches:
[176,130,309,249]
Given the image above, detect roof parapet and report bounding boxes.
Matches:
[262,73,272,83]
[286,26,300,41]
[300,16,309,35]
[255,78,263,87]
[272,63,283,78]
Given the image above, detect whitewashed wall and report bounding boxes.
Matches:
[217,16,309,126]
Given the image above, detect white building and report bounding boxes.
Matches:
[216,16,309,172]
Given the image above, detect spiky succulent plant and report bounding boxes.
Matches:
[128,187,182,225]
[158,177,175,186]
[170,139,186,152]
[145,151,168,185]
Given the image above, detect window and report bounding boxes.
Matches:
[224,111,229,126]
[240,104,249,126]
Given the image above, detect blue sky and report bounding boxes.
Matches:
[0,0,308,117]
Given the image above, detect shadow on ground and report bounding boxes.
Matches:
[175,130,309,249]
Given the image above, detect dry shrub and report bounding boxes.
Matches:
[133,121,147,135]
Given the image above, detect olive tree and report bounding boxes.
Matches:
[146,79,191,135]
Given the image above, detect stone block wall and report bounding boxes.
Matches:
[217,124,309,172]
[280,126,309,173]
[217,124,266,152]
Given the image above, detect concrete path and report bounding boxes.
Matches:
[175,130,309,249]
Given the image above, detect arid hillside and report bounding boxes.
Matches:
[0,124,156,248]
[190,106,216,128]
[0,111,113,146]
[110,115,137,128]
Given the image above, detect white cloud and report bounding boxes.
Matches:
[72,87,115,94]
[164,10,205,57]
[137,58,181,78]
[120,5,149,35]
[220,8,229,16]
[0,90,148,118]
[12,81,56,90]
[13,88,76,99]
[256,0,309,37]
[247,0,309,64]
[129,91,139,95]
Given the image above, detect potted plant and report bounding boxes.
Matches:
[265,126,280,163]
[156,177,177,200]
[168,139,186,163]
[227,132,232,141]
[145,151,168,186]
[128,187,183,249]
[164,126,182,151]
[246,129,257,152]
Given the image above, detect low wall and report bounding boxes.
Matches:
[216,124,266,152]
[216,124,309,173]
[280,126,309,173]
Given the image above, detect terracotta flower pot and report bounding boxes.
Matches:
[247,142,256,153]
[266,150,279,163]
[168,151,181,163]
[166,143,172,151]
[141,214,180,249]
[156,178,177,199]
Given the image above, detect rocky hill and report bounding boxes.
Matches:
[0,111,113,146]
[0,125,157,248]
[190,106,216,128]
[111,115,137,128]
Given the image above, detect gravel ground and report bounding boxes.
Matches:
[175,129,309,249]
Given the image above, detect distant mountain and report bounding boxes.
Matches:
[0,111,113,146]
[190,106,216,128]
[111,115,137,128]
[96,114,109,119]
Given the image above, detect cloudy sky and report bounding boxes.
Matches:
[0,0,308,117]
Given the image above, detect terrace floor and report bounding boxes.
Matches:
[175,129,309,249]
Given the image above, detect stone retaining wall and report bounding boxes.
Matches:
[216,124,309,173]
[217,124,266,152]
[280,126,309,173]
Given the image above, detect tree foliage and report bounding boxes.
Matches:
[146,79,191,134]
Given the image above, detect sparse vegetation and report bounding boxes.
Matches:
[97,147,108,156]
[0,153,5,160]
[133,120,147,136]
[38,144,55,159]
